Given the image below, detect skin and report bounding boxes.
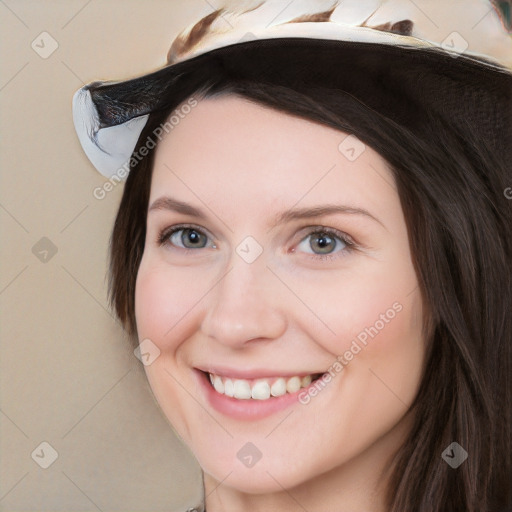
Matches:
[135,95,426,512]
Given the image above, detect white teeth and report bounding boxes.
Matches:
[251,380,271,400]
[208,372,316,400]
[233,379,252,399]
[286,376,301,393]
[301,375,312,387]
[224,378,234,397]
[270,378,286,397]
[213,375,224,394]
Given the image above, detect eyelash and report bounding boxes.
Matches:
[157,223,356,262]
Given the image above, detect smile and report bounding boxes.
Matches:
[195,367,333,420]
[208,372,323,400]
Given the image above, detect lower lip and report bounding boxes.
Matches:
[195,370,321,421]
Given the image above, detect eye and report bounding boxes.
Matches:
[295,227,354,260]
[157,224,355,261]
[158,224,216,250]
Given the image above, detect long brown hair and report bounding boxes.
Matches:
[107,43,511,511]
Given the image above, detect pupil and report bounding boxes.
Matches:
[313,233,334,254]
[184,229,204,247]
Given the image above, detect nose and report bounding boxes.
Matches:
[200,254,287,348]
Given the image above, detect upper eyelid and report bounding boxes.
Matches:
[303,225,354,243]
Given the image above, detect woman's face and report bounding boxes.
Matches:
[135,95,426,494]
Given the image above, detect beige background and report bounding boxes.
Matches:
[0,1,213,510]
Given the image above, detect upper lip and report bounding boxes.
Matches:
[195,365,322,380]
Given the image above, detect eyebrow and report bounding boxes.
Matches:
[148,196,386,230]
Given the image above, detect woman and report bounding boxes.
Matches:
[72,1,512,510]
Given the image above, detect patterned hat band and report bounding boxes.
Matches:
[72,0,512,178]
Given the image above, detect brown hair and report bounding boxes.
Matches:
[107,44,511,511]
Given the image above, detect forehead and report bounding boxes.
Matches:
[150,95,397,216]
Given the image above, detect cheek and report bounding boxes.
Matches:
[322,281,425,439]
[299,251,426,412]
[297,278,425,469]
[134,261,206,438]
[134,261,204,349]
[297,263,421,360]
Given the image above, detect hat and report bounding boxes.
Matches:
[72,0,512,179]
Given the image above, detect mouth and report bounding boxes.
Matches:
[194,368,332,420]
[205,371,324,400]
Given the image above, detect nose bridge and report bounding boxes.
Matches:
[200,251,287,346]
